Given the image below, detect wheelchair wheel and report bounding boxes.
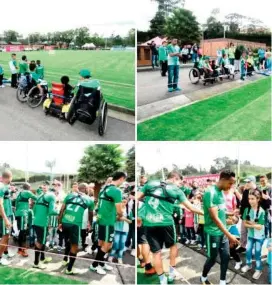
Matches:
[16,87,28,103]
[66,97,77,125]
[189,68,200,84]
[27,86,44,108]
[98,102,108,136]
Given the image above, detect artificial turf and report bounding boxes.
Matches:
[137,77,271,141]
[0,267,87,284]
[0,50,135,110]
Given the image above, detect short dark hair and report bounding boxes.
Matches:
[207,179,211,182]
[12,53,16,56]
[37,60,41,65]
[260,175,267,179]
[61,76,70,85]
[2,170,12,179]
[112,171,127,181]
[219,170,235,180]
[29,63,36,72]
[22,55,27,61]
[23,182,31,190]
[167,171,183,180]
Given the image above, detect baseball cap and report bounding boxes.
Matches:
[79,69,91,78]
[244,175,256,183]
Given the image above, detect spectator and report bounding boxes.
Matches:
[228,43,236,65]
[191,43,198,63]
[158,41,168,77]
[258,47,266,69]
[181,45,189,64]
[9,53,18,88]
[148,41,159,69]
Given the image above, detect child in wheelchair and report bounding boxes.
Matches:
[61,76,74,104]
[246,52,255,76]
[203,56,217,81]
[220,54,235,76]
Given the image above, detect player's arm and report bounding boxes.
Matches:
[233,188,242,201]
[28,191,37,201]
[48,195,58,216]
[115,203,123,218]
[58,202,66,225]
[182,200,203,216]
[0,197,10,228]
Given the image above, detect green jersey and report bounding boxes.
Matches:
[180,186,191,197]
[36,188,43,196]
[159,46,168,61]
[33,192,58,227]
[79,79,101,89]
[36,65,44,79]
[15,190,37,217]
[141,180,187,227]
[242,207,265,239]
[62,192,94,227]
[0,65,3,75]
[203,185,226,236]
[28,209,34,227]
[19,61,29,74]
[97,185,122,226]
[30,71,40,85]
[0,183,13,217]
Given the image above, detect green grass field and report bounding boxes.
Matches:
[0,50,135,110]
[138,77,271,141]
[0,267,86,284]
[137,265,160,284]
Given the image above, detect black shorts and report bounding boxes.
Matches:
[62,223,81,245]
[16,216,28,231]
[0,216,12,237]
[259,57,265,65]
[146,225,176,253]
[33,225,47,244]
[98,224,114,243]
[137,226,148,245]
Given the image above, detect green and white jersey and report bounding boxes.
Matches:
[33,192,58,227]
[203,185,226,236]
[15,190,37,217]
[30,71,40,85]
[97,185,122,226]
[140,180,187,227]
[0,65,4,75]
[242,207,265,239]
[0,183,13,217]
[167,45,181,66]
[28,209,34,227]
[19,61,29,74]
[62,192,94,227]
[36,65,44,79]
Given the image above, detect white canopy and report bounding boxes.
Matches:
[82,43,96,48]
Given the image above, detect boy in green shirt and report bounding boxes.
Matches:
[159,41,168,77]
[36,60,44,79]
[19,55,30,78]
[9,53,18,88]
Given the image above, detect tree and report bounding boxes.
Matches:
[61,30,75,46]
[78,145,124,186]
[149,11,166,37]
[210,166,218,174]
[165,8,201,45]
[152,0,182,17]
[45,159,56,182]
[74,27,90,47]
[125,28,135,46]
[181,164,199,175]
[224,13,246,33]
[204,16,224,39]
[4,30,19,42]
[125,146,135,182]
[112,35,123,46]
[28,33,41,44]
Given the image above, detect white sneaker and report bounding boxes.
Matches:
[234,261,242,270]
[241,264,252,273]
[253,270,262,280]
[108,256,114,263]
[131,249,135,256]
[190,240,197,245]
[3,252,15,258]
[117,258,123,264]
[0,258,10,265]
[90,265,106,275]
[160,275,168,285]
[251,72,255,75]
[102,264,113,271]
[185,240,190,245]
[0,85,5,88]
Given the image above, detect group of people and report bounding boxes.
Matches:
[0,53,44,88]
[0,170,135,276]
[137,170,272,285]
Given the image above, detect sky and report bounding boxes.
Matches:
[136,0,271,31]
[0,0,136,37]
[137,142,272,173]
[0,142,133,174]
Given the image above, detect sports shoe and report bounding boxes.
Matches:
[131,249,135,256]
[241,264,252,273]
[108,256,114,263]
[117,258,123,264]
[3,252,15,258]
[102,264,113,271]
[168,269,184,282]
[0,85,5,88]
[145,267,156,275]
[200,277,212,285]
[160,274,168,285]
[62,260,69,266]
[90,265,107,275]
[168,88,174,92]
[185,239,190,245]
[174,87,182,92]
[33,263,46,269]
[190,240,197,245]
[65,268,78,275]
[252,270,262,280]
[41,257,52,263]
[18,249,28,257]
[0,258,10,266]
[234,261,242,270]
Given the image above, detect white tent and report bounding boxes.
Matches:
[82,43,96,49]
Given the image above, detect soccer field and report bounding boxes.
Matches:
[138,77,271,141]
[0,50,135,110]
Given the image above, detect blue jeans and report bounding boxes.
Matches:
[192,53,198,63]
[152,55,158,67]
[168,65,179,89]
[110,231,128,259]
[246,237,265,270]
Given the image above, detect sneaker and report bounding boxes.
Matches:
[197,244,202,251]
[0,258,10,266]
[65,268,79,275]
[117,258,123,264]
[3,252,15,258]
[168,270,184,282]
[234,261,242,270]
[0,85,5,88]
[168,88,174,92]
[41,257,52,263]
[241,264,252,273]
[190,240,197,245]
[253,270,262,280]
[174,87,182,92]
[200,277,212,285]
[145,267,156,275]
[57,246,62,252]
[33,263,46,269]
[53,245,58,250]
[160,275,168,285]
[62,260,69,266]
[185,240,190,245]
[102,264,113,271]
[90,265,106,275]
[131,249,135,257]
[108,256,114,263]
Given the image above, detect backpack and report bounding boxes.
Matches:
[145,182,176,204]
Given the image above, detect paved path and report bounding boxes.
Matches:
[0,87,135,141]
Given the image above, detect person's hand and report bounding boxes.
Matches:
[234,209,240,216]
[127,219,132,224]
[58,223,63,232]
[228,234,239,245]
[137,217,142,227]
[4,218,11,229]
[254,224,262,230]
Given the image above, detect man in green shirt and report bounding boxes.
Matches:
[137,171,203,285]
[19,55,30,78]
[201,170,239,285]
[33,181,58,269]
[29,63,43,95]
[90,172,126,275]
[9,53,18,88]
[58,183,94,275]
[15,182,37,257]
[159,41,168,77]
[228,43,236,65]
[0,170,13,265]
[36,60,44,79]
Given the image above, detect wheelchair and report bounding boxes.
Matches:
[66,81,108,136]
